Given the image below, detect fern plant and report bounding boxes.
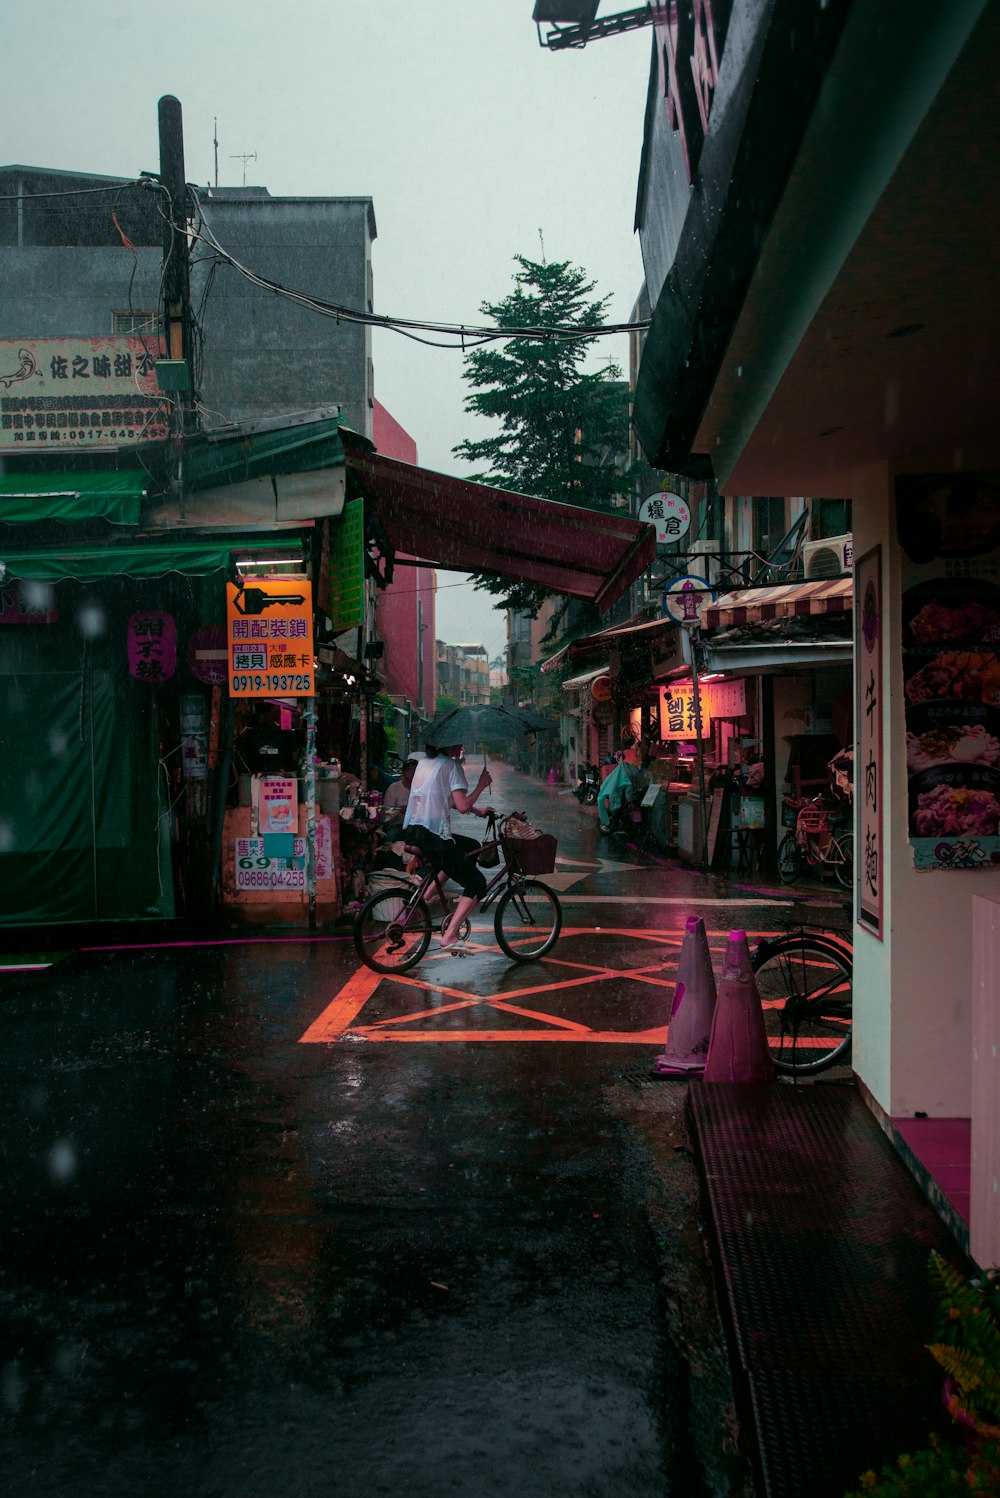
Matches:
[845,1254,1000,1495]
[927,1251,1000,1437]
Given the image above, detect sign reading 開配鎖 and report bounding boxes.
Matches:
[226,577,315,698]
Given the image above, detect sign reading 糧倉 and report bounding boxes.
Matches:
[659,683,711,740]
[225,577,315,698]
[638,491,691,545]
[856,546,883,934]
[0,337,169,452]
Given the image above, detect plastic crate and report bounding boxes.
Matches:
[501,832,557,875]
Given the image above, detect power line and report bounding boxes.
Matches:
[185,188,650,349]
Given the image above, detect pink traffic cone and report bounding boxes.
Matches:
[653,915,718,1076]
[703,929,774,1084]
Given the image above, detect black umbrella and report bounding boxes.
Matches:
[421,703,539,747]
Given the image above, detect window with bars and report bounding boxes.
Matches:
[112,310,158,335]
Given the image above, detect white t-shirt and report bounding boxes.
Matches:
[403,755,467,840]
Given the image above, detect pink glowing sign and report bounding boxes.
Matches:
[127,611,177,683]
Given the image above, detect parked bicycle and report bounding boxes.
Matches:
[751,905,853,1075]
[353,808,562,974]
[777,795,853,889]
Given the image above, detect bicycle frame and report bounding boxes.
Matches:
[394,811,536,930]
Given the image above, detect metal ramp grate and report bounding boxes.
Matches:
[687,1082,967,1497]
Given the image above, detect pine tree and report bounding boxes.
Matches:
[453,254,634,616]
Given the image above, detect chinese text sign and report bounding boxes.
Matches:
[225,577,315,698]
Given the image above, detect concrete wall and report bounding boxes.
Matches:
[0,194,374,436]
[0,246,163,340]
[197,198,374,437]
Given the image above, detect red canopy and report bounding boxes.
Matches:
[345,446,655,614]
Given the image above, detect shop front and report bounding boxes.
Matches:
[629,0,1000,1255]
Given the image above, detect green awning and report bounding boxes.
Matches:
[0,538,237,582]
[185,417,345,492]
[0,469,147,525]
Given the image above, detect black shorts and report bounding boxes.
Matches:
[405,826,487,900]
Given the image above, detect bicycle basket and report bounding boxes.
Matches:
[797,807,832,835]
[501,832,557,875]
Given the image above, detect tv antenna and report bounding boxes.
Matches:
[213,117,219,188]
[229,151,257,187]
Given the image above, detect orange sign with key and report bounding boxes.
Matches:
[225,577,315,698]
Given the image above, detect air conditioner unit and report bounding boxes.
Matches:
[803,533,853,579]
[686,539,720,587]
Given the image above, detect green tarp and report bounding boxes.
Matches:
[0,469,147,525]
[1,538,237,581]
[0,604,174,926]
[184,417,345,492]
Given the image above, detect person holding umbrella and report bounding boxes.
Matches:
[403,742,493,951]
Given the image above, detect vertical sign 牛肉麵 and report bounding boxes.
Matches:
[856,545,883,937]
[226,577,314,698]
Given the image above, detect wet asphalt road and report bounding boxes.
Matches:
[1,763,828,1497]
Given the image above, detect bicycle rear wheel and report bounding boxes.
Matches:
[354,886,432,973]
[752,933,853,1075]
[832,831,853,890]
[494,879,562,961]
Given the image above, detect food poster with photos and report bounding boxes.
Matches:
[897,473,1000,869]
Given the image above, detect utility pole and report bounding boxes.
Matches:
[157,95,195,435]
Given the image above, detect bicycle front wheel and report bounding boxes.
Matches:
[777,833,802,884]
[752,933,853,1075]
[494,879,562,961]
[354,886,431,973]
[832,831,853,890]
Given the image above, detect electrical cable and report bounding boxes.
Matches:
[184,187,649,348]
[0,180,141,201]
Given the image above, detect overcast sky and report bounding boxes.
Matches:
[3,0,650,662]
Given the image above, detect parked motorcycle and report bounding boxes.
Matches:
[574,763,600,805]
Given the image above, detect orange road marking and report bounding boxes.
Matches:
[348,1029,669,1044]
[298,923,836,1046]
[299,963,381,1042]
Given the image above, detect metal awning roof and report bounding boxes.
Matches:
[540,613,677,672]
[344,444,656,614]
[562,664,611,692]
[702,577,853,631]
[0,469,147,526]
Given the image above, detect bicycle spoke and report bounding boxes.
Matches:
[354,887,432,974]
[754,936,853,1075]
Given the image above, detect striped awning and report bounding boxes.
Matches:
[701,576,853,630]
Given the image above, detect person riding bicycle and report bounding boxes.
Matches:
[403,742,492,950]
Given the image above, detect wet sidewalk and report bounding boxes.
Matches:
[687,1081,968,1497]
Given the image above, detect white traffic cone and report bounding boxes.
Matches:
[703,929,774,1085]
[653,914,718,1076]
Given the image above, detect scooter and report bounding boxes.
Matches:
[574,763,600,805]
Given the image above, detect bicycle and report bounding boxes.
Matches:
[353,808,563,974]
[777,795,853,889]
[751,906,853,1076]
